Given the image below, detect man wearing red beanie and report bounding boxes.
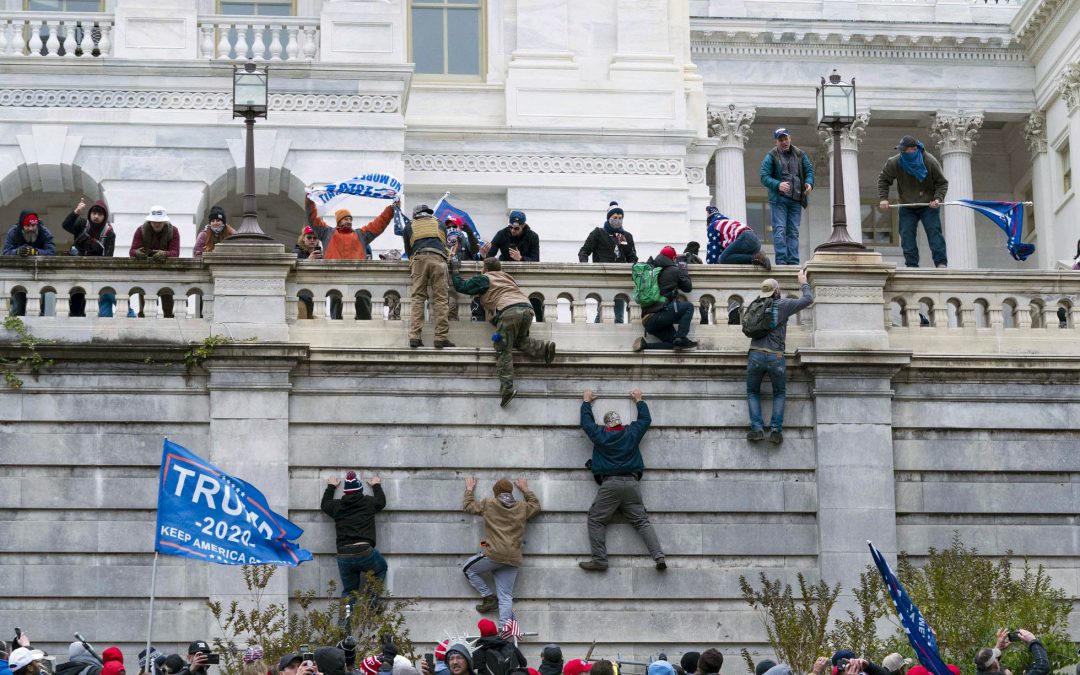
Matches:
[472,619,527,675]
[632,246,696,351]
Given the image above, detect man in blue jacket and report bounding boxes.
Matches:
[578,388,665,571]
[759,128,814,265]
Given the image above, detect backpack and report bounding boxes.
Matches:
[631,262,663,306]
[741,296,780,339]
[476,642,527,675]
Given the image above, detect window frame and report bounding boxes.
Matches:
[216,0,296,16]
[408,0,487,81]
[24,0,104,11]
[860,198,899,246]
[1059,141,1072,196]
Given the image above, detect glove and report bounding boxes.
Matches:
[448,257,461,272]
[378,635,397,672]
[152,250,168,263]
[134,248,149,259]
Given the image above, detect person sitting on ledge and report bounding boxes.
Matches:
[705,206,770,269]
[632,246,696,352]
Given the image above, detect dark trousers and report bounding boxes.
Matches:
[587,476,663,563]
[717,230,761,265]
[337,547,388,622]
[899,206,948,267]
[329,295,373,320]
[641,301,694,349]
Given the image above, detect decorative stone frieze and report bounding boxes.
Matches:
[706,104,755,149]
[685,167,706,184]
[691,33,1024,63]
[1024,111,1048,154]
[403,154,684,176]
[931,111,984,155]
[0,90,400,113]
[1056,63,1080,112]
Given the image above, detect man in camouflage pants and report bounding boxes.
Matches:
[451,257,556,407]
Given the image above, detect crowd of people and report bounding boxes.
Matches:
[0,625,1061,675]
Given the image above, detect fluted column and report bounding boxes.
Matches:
[708,105,755,224]
[1024,112,1054,269]
[818,112,870,243]
[931,111,984,269]
[1058,65,1080,266]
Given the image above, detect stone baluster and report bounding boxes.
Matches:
[0,22,7,55]
[268,25,282,61]
[200,25,215,58]
[62,22,76,56]
[12,21,26,56]
[114,293,129,318]
[819,112,870,243]
[370,296,385,321]
[1042,304,1058,331]
[250,24,266,61]
[28,22,43,56]
[988,304,1003,329]
[233,25,249,60]
[54,291,70,318]
[932,304,948,328]
[143,293,159,318]
[544,297,558,323]
[931,111,984,269]
[598,299,614,323]
[571,296,587,323]
[960,305,975,329]
[78,22,93,55]
[216,24,231,60]
[708,105,756,225]
[44,20,60,56]
[97,23,111,55]
[904,304,920,328]
[1017,302,1033,329]
[1070,305,1080,329]
[301,26,317,59]
[24,291,41,317]
[285,26,299,60]
[342,293,357,321]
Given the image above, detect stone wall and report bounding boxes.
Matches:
[2,248,1079,670]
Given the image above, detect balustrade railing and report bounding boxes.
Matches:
[197,15,318,61]
[0,11,112,58]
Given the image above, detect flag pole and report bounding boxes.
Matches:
[888,201,1033,208]
[145,552,159,672]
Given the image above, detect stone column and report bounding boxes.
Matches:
[818,112,870,243]
[708,105,756,225]
[1058,65,1080,264]
[931,112,984,269]
[1024,112,1054,269]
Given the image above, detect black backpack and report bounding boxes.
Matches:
[476,642,527,675]
[741,297,780,339]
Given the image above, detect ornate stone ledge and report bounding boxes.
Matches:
[0,89,401,113]
[402,154,685,176]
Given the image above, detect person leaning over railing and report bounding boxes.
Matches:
[62,197,116,317]
[293,225,323,319]
[579,201,638,324]
[129,206,179,318]
[4,210,55,317]
[193,206,235,259]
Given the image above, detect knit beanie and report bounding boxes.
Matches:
[335,209,352,225]
[21,212,39,227]
[208,206,227,224]
[660,246,677,259]
[478,618,498,637]
[103,648,124,664]
[492,479,513,496]
[434,640,449,662]
[542,646,563,664]
[359,656,382,675]
[684,241,700,254]
[343,470,363,494]
[680,654,700,674]
[754,660,776,675]
[606,201,624,219]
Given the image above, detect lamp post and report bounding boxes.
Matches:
[814,70,868,252]
[229,61,273,241]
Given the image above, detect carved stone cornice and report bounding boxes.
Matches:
[403,154,685,176]
[1023,111,1048,154]
[816,112,871,155]
[707,104,756,150]
[931,111,984,155]
[1014,0,1070,45]
[0,89,401,113]
[1056,63,1080,113]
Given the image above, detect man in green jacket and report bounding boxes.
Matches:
[462,477,541,626]
[878,135,950,268]
[451,257,555,407]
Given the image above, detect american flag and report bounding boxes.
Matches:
[499,618,523,640]
[705,212,750,263]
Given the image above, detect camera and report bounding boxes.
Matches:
[301,645,315,663]
[1007,631,1021,642]
[838,660,851,671]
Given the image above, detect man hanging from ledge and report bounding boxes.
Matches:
[451,257,555,407]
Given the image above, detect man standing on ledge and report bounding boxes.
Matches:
[404,204,454,349]
[578,388,665,571]
[878,135,949,268]
[759,128,813,265]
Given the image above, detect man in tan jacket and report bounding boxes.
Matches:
[462,477,541,626]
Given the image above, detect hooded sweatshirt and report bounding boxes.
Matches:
[3,210,56,256]
[640,254,692,316]
[320,483,386,553]
[62,200,114,256]
[56,643,103,675]
[463,488,541,566]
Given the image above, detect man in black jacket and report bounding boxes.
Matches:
[975,629,1050,675]
[633,247,695,351]
[321,470,388,622]
[483,211,540,263]
[578,201,638,324]
[62,197,116,317]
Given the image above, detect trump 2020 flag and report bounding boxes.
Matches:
[957,200,1035,262]
[434,196,487,253]
[155,439,312,566]
[306,172,402,206]
[869,541,950,675]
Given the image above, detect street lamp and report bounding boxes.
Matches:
[229,61,272,241]
[814,69,868,252]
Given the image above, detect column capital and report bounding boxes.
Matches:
[931,111,984,155]
[1056,63,1080,113]
[1024,111,1048,154]
[707,104,756,149]
[817,112,871,154]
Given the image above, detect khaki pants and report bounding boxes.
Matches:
[495,305,548,394]
[409,252,450,341]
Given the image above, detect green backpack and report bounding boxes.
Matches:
[631,262,664,306]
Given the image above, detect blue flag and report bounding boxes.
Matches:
[155,439,312,566]
[957,200,1035,262]
[869,542,950,675]
[434,196,487,255]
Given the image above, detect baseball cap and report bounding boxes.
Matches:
[188,641,210,655]
[759,278,780,298]
[412,204,433,217]
[9,648,46,671]
[278,654,302,672]
[896,135,919,150]
[773,128,790,139]
[882,655,912,673]
[509,210,526,225]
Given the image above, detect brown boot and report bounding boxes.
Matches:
[475,594,498,614]
[751,251,772,271]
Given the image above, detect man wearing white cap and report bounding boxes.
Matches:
[8,647,47,675]
[881,654,912,675]
[745,269,813,445]
[129,205,180,317]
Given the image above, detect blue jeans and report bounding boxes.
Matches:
[746,350,786,432]
[99,293,116,317]
[642,301,694,348]
[717,230,761,265]
[898,206,948,267]
[769,199,802,265]
[594,298,625,324]
[337,548,388,620]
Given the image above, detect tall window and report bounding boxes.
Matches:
[861,200,898,245]
[219,0,293,15]
[1060,142,1072,194]
[26,0,102,9]
[411,0,483,77]
[744,199,771,240]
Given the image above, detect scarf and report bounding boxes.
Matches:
[495,492,517,508]
[203,224,235,254]
[606,425,625,431]
[603,222,621,236]
[899,143,929,182]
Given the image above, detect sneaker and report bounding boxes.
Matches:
[747,429,765,441]
[409,338,423,348]
[500,388,518,407]
[654,557,667,571]
[752,251,772,271]
[544,342,556,364]
[935,263,948,269]
[578,560,608,572]
[672,337,698,350]
[475,594,498,614]
[434,340,456,349]
[632,337,646,352]
[769,430,784,445]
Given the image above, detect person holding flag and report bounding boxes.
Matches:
[878,135,949,268]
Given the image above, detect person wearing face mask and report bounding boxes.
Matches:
[578,202,637,324]
[193,206,236,258]
[61,198,117,316]
[4,210,56,316]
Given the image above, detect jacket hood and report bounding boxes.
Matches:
[652,254,675,268]
[16,209,38,226]
[88,200,109,220]
[67,643,101,666]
